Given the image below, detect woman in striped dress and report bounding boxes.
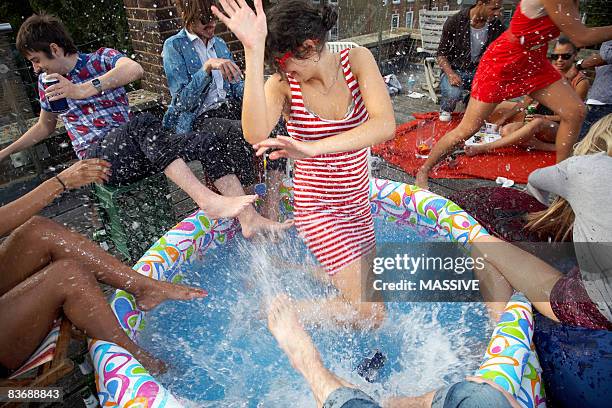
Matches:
[213,0,396,327]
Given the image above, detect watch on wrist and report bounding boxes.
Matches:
[91,78,103,94]
[576,59,584,71]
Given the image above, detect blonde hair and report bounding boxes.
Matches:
[525,114,612,241]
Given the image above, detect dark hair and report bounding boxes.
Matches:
[556,35,578,53]
[16,13,77,58]
[174,0,215,30]
[265,0,338,73]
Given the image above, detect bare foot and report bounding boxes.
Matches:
[465,144,489,156]
[415,171,429,190]
[198,194,257,219]
[241,211,294,239]
[134,279,207,311]
[267,295,319,372]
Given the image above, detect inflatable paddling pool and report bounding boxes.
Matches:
[89,178,549,407]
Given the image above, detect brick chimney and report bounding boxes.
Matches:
[122,0,181,99]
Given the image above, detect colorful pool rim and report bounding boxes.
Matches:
[89,178,540,408]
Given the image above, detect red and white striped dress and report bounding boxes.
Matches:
[287,48,375,275]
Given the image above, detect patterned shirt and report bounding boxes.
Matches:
[38,48,131,159]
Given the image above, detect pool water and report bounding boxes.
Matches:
[138,218,492,407]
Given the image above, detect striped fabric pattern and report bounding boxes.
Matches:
[287,48,375,274]
[9,320,62,379]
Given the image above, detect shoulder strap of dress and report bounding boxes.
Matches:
[340,49,359,97]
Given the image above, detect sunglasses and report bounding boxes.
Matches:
[549,53,574,61]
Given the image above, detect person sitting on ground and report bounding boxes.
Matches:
[466,36,590,156]
[436,0,505,122]
[163,0,287,221]
[416,0,612,190]
[471,114,612,330]
[0,160,207,377]
[0,13,290,237]
[578,40,612,139]
[266,295,521,408]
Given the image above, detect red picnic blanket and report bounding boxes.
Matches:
[372,112,556,184]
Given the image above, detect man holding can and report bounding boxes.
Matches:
[0,14,290,236]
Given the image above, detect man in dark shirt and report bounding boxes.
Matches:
[437,0,505,121]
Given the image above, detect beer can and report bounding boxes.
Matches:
[41,73,69,113]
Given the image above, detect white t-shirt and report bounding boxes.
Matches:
[470,25,489,63]
[185,30,227,116]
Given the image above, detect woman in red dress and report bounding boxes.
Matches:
[416,0,612,189]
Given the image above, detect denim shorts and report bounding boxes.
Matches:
[432,380,514,408]
[322,387,381,408]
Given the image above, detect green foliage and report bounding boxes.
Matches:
[581,0,612,28]
[0,0,132,55]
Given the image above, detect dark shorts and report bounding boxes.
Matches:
[86,112,255,187]
[322,387,380,408]
[550,267,612,330]
[432,381,514,408]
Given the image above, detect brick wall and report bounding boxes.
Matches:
[122,0,247,100]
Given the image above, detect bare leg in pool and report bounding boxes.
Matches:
[164,159,257,219]
[213,174,293,238]
[0,259,166,374]
[471,235,561,321]
[282,251,386,330]
[267,295,356,408]
[0,216,207,310]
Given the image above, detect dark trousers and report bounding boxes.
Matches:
[85,112,255,187]
[193,100,288,173]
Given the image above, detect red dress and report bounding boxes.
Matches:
[286,49,375,275]
[471,3,561,103]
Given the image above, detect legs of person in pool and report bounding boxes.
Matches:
[262,168,284,222]
[465,119,558,156]
[163,158,257,220]
[0,259,165,374]
[289,252,386,330]
[383,377,521,408]
[0,216,207,311]
[471,235,561,322]
[212,173,293,238]
[529,79,587,162]
[416,99,498,189]
[267,295,359,408]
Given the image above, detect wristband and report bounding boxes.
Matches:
[55,175,67,191]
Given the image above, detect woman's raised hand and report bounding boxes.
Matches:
[212,0,267,50]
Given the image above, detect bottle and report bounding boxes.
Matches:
[80,386,99,408]
[407,74,416,94]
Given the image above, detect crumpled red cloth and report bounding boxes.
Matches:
[373,112,556,184]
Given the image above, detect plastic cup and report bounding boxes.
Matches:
[415,120,434,159]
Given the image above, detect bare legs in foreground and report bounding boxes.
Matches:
[164,159,292,237]
[416,79,586,189]
[0,216,207,374]
[288,251,386,330]
[268,295,520,408]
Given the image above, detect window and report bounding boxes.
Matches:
[391,13,400,30]
[312,0,320,4]
[443,5,450,11]
[393,0,400,4]
[431,7,438,11]
[328,0,338,4]
[405,11,414,28]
